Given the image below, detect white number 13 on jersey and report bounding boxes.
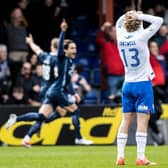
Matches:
[121,48,140,67]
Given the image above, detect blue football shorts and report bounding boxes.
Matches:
[122,80,155,114]
[42,91,73,108]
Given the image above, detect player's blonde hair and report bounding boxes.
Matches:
[51,38,59,49]
[123,17,141,32]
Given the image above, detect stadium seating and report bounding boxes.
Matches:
[90,68,101,88]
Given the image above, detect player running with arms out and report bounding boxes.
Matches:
[115,10,163,165]
[22,54,92,146]
[6,20,93,147]
[41,37,93,145]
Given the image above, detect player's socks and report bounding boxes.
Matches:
[136,132,147,160]
[26,112,60,138]
[72,109,82,139]
[27,121,43,137]
[17,112,46,122]
[24,135,30,141]
[117,133,128,159]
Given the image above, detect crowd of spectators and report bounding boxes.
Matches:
[0,0,168,107]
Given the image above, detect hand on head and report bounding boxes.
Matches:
[137,11,143,14]
[123,10,142,32]
[125,10,143,20]
[125,10,137,20]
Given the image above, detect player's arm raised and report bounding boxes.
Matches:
[136,12,163,40]
[57,19,68,57]
[115,14,126,40]
[25,34,43,55]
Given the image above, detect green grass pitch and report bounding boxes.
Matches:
[0,146,167,168]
